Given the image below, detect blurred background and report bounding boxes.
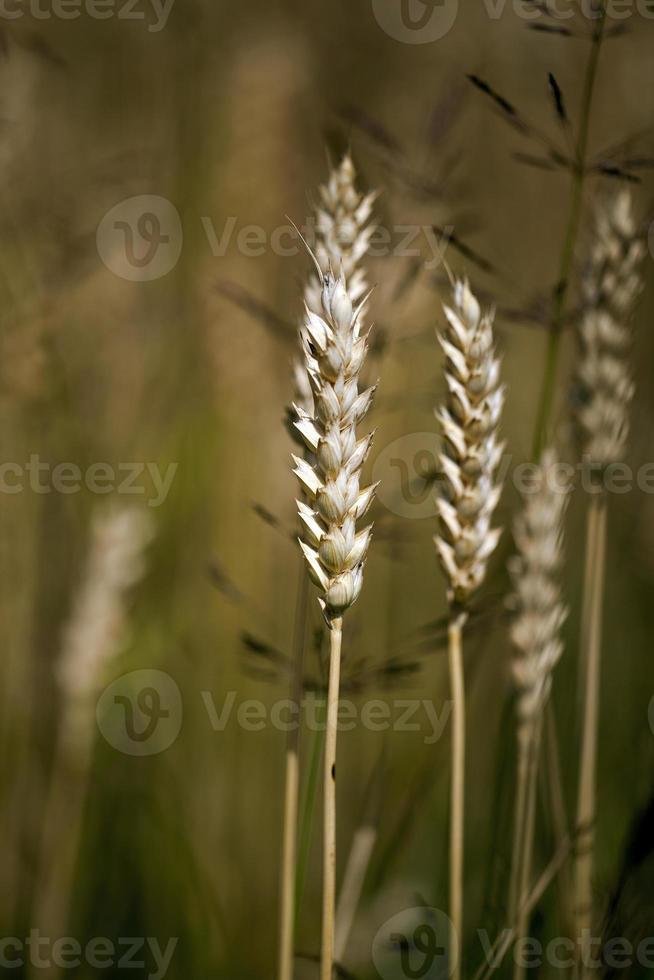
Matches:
[1,0,654,977]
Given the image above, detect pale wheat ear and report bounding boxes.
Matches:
[573,189,644,970]
[507,449,569,944]
[434,276,504,980]
[282,154,379,980]
[575,190,643,471]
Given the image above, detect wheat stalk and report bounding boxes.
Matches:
[279,155,376,980]
[573,190,643,968]
[30,506,153,980]
[507,450,569,980]
[292,222,377,979]
[434,279,504,980]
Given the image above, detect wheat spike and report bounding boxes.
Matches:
[435,279,505,604]
[577,190,644,469]
[305,154,377,314]
[57,506,154,755]
[292,268,377,624]
[291,155,376,423]
[509,450,568,733]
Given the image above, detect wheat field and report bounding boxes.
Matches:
[1,2,654,979]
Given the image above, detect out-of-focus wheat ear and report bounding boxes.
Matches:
[573,191,643,976]
[507,450,569,980]
[29,506,153,980]
[434,278,504,980]
[576,189,644,472]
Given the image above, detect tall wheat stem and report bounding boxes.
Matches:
[508,732,531,922]
[514,720,543,980]
[278,568,309,980]
[448,608,467,980]
[321,618,343,980]
[574,493,607,968]
[532,0,608,458]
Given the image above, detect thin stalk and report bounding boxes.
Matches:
[334,824,377,962]
[544,706,575,935]
[513,719,543,980]
[473,836,573,980]
[295,698,325,925]
[321,618,343,980]
[508,730,531,923]
[448,609,468,980]
[278,568,309,980]
[574,494,607,969]
[531,0,608,459]
[29,732,91,980]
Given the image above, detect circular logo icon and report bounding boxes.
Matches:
[96,195,182,281]
[372,0,459,43]
[373,906,456,980]
[373,432,441,519]
[97,669,183,756]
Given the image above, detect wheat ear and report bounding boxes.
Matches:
[30,507,153,980]
[279,156,376,980]
[573,190,643,967]
[507,450,568,980]
[435,279,504,980]
[292,250,377,980]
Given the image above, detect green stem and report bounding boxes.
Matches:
[531,1,608,459]
[295,697,326,928]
